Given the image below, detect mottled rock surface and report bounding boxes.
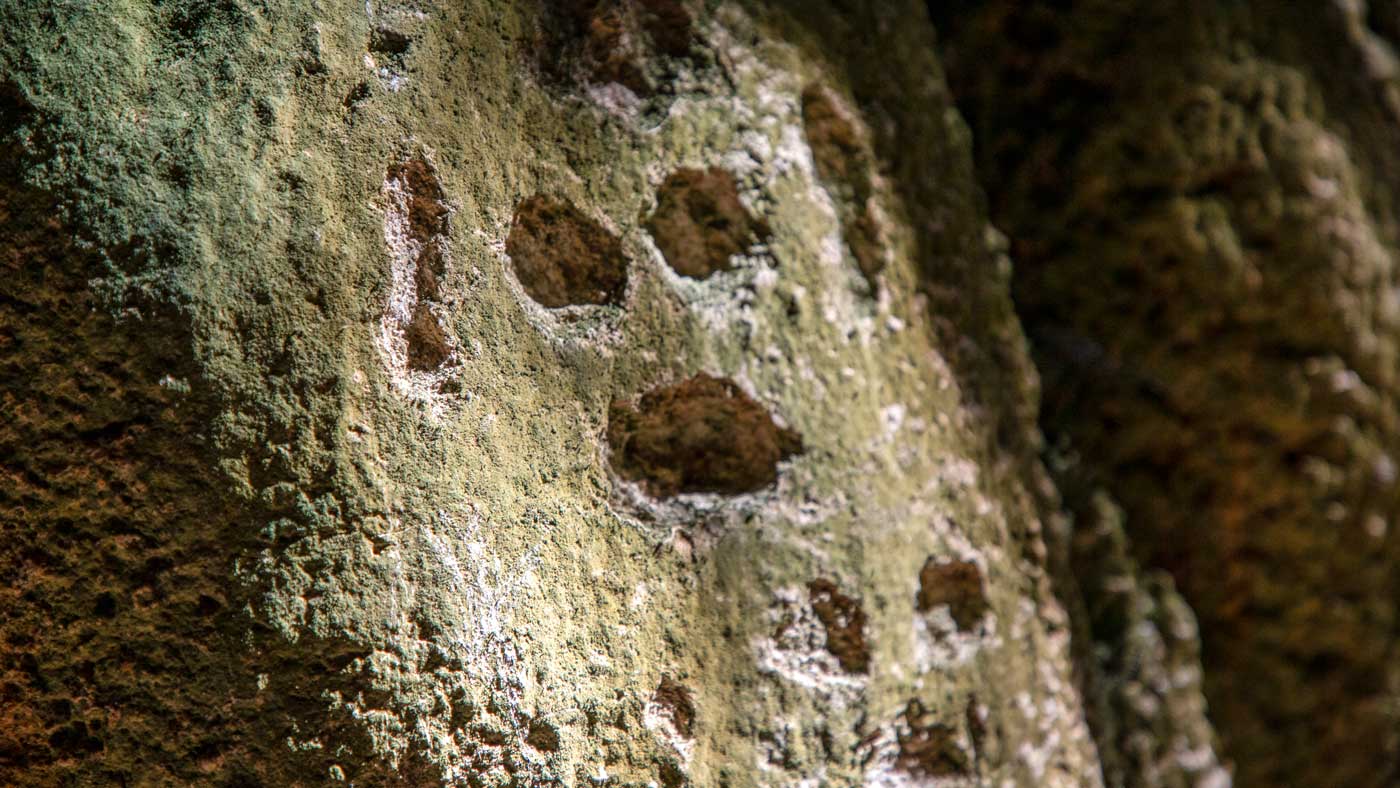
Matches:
[939,1,1400,785]
[7,0,1350,786]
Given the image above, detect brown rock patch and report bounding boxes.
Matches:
[917,558,989,630]
[403,305,450,371]
[646,168,769,279]
[807,578,870,674]
[387,158,453,370]
[607,374,801,497]
[506,195,627,307]
[536,0,697,96]
[650,676,695,737]
[895,699,971,777]
[801,84,887,285]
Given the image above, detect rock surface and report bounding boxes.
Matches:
[19,0,1381,785]
[939,1,1400,785]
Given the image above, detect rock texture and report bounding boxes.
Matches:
[16,0,1391,786]
[0,1,1120,784]
[939,1,1400,785]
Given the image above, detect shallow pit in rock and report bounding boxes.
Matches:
[506,194,628,307]
[917,558,989,631]
[607,374,801,497]
[646,168,769,279]
[801,83,887,285]
[896,699,971,777]
[650,676,695,737]
[808,578,870,674]
[535,0,698,97]
[383,158,454,373]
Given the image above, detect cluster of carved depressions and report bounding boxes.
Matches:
[917,558,989,630]
[801,84,887,288]
[895,700,971,777]
[385,159,453,370]
[646,168,771,279]
[501,18,807,774]
[535,0,698,98]
[606,374,802,497]
[506,195,628,308]
[807,578,870,674]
